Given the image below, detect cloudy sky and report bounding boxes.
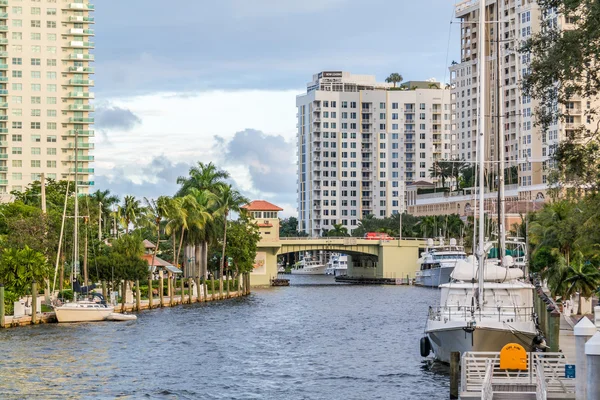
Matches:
[93,0,460,216]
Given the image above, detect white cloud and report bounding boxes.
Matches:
[95,89,300,216]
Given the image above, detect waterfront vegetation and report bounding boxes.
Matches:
[0,161,260,314]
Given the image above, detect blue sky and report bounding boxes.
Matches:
[93,0,460,215]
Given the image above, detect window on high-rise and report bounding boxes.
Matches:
[31,20,41,28]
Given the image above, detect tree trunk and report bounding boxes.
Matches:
[220,210,228,294]
[201,241,208,278]
[194,243,201,280]
[578,292,582,316]
[176,226,185,274]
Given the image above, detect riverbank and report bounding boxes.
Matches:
[1,280,249,328]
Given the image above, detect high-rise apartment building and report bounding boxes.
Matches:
[451,0,588,192]
[0,0,95,200]
[296,71,452,236]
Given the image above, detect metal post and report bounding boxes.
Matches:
[73,130,79,288]
[450,351,460,399]
[585,332,600,400]
[575,317,596,399]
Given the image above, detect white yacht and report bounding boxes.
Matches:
[55,300,114,323]
[415,238,466,287]
[325,254,348,276]
[291,257,326,275]
[422,249,539,363]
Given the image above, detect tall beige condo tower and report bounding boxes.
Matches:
[0,0,95,201]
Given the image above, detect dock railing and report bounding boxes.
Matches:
[481,359,494,400]
[536,362,547,400]
[428,305,534,323]
[461,351,575,397]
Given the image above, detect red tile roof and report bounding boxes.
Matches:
[242,200,283,211]
[142,254,174,267]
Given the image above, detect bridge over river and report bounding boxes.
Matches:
[244,200,426,286]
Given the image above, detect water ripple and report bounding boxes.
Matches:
[0,275,447,399]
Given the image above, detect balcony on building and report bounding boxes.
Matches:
[66,129,94,136]
[68,66,95,74]
[66,54,94,61]
[66,142,94,149]
[68,79,94,86]
[69,28,94,36]
[64,3,95,11]
[68,155,94,161]
[66,104,94,111]
[67,16,95,23]
[65,91,95,99]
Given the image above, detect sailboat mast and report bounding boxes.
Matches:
[73,129,79,284]
[496,1,506,268]
[477,0,487,297]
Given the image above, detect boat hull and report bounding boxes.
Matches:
[55,305,115,323]
[415,266,453,287]
[426,325,537,363]
[291,265,326,275]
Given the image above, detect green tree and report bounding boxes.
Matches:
[119,195,141,235]
[91,189,120,238]
[0,246,50,296]
[226,215,261,275]
[216,185,248,291]
[326,223,349,237]
[522,0,600,190]
[144,196,171,279]
[279,217,308,237]
[176,161,230,197]
[565,254,600,315]
[176,162,230,278]
[385,72,403,88]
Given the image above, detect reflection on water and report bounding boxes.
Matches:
[0,275,448,399]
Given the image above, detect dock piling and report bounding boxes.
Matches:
[159,275,164,307]
[31,281,38,324]
[548,309,560,352]
[135,280,141,311]
[0,284,4,328]
[450,351,460,399]
[148,277,153,309]
[575,317,596,399]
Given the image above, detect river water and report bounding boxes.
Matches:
[0,276,449,399]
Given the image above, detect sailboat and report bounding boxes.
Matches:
[420,0,540,363]
[54,131,114,323]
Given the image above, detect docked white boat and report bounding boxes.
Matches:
[54,300,114,323]
[423,257,539,362]
[415,238,466,287]
[325,254,348,276]
[106,312,138,321]
[291,258,326,275]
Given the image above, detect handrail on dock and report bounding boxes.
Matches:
[481,359,494,400]
[461,351,575,398]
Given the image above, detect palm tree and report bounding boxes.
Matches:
[182,189,217,278]
[91,189,120,238]
[327,223,349,237]
[119,195,141,235]
[165,196,189,269]
[176,162,230,278]
[144,196,171,273]
[215,185,248,292]
[385,72,403,88]
[564,255,600,315]
[176,161,230,197]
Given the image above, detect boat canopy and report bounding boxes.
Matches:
[450,256,524,282]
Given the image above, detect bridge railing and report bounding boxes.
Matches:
[278,236,426,241]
